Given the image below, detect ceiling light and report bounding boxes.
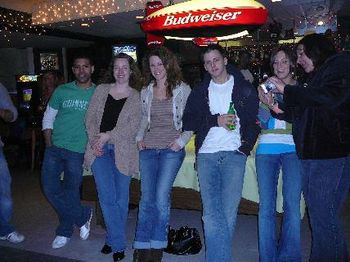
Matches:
[317,20,324,26]
[164,30,249,42]
[271,0,282,2]
[81,23,89,27]
[136,16,144,19]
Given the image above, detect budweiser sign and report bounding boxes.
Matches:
[140,0,268,46]
[141,7,267,36]
[163,10,242,27]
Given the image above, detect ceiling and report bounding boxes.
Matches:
[0,0,349,49]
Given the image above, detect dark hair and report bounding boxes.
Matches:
[72,51,94,65]
[142,46,183,97]
[40,71,60,102]
[200,44,227,63]
[269,46,296,75]
[298,33,336,70]
[100,53,142,90]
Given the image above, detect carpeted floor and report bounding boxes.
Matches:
[1,165,349,261]
[0,246,82,262]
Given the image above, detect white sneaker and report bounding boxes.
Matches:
[0,231,25,243]
[52,236,70,249]
[80,209,93,240]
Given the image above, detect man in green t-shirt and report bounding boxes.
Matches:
[41,53,96,249]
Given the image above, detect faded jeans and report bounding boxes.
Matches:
[256,153,302,262]
[0,147,15,236]
[134,148,185,249]
[197,150,247,262]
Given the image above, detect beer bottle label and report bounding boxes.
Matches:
[227,102,236,130]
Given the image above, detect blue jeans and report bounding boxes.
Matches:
[256,153,302,262]
[0,147,15,236]
[302,156,350,262]
[91,144,131,252]
[41,145,91,237]
[134,148,185,249]
[197,151,247,262]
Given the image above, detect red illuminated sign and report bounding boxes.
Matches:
[140,0,268,46]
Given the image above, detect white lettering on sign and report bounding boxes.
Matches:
[163,11,242,26]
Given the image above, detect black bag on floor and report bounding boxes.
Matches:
[165,226,202,255]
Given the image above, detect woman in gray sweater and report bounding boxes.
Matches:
[84,53,141,261]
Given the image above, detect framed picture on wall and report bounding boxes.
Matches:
[40,53,59,71]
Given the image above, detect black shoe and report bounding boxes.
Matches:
[113,251,125,261]
[101,244,112,254]
[133,249,151,262]
[150,249,163,262]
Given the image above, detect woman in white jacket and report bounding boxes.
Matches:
[133,47,192,261]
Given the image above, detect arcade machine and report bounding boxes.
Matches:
[16,74,40,122]
[15,74,41,169]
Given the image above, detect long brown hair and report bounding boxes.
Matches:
[141,46,183,98]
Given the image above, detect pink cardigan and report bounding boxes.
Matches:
[84,84,141,176]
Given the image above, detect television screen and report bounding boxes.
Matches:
[112,44,137,62]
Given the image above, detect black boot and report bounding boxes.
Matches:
[113,251,125,261]
[133,249,151,262]
[150,249,163,262]
[100,244,112,254]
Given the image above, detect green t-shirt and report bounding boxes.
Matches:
[49,81,96,153]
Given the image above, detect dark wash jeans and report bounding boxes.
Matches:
[302,155,350,262]
[91,144,131,252]
[41,145,90,237]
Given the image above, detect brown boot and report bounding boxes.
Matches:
[133,249,151,262]
[149,249,163,262]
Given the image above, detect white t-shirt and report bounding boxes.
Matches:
[199,75,241,153]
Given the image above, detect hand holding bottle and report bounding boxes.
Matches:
[218,102,236,130]
[218,114,236,130]
[226,102,236,130]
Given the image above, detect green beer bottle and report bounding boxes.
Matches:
[227,102,236,130]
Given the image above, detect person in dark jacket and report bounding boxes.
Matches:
[265,33,350,262]
[182,44,260,262]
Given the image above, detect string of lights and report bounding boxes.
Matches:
[0,7,46,43]
[31,0,173,25]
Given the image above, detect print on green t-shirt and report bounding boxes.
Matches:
[49,81,96,153]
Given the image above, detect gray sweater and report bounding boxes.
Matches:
[84,84,141,176]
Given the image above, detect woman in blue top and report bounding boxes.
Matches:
[256,47,302,262]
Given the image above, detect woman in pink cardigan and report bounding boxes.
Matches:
[84,53,141,261]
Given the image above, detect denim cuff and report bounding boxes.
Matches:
[150,240,168,249]
[133,241,151,249]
